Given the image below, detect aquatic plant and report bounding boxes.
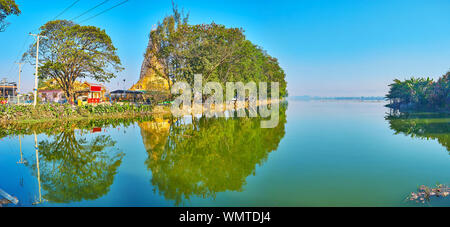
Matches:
[408,184,450,204]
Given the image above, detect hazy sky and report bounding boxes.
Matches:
[1,0,450,96]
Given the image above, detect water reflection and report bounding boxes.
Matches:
[386,112,450,152]
[28,129,124,203]
[1,118,156,206]
[140,105,288,205]
[2,121,128,205]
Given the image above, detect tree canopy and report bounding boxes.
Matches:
[386,72,450,110]
[23,20,123,102]
[145,5,288,98]
[0,0,20,31]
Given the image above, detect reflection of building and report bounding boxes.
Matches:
[75,82,107,104]
[0,80,17,98]
[92,128,102,133]
[39,90,66,103]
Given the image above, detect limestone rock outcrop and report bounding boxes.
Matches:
[130,37,170,92]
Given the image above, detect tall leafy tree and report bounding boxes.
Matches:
[23,20,123,103]
[145,5,288,98]
[0,0,20,32]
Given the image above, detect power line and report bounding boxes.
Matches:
[52,0,82,20]
[4,36,32,79]
[71,0,110,21]
[4,1,81,84]
[6,1,80,77]
[80,0,129,23]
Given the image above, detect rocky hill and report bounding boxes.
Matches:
[130,38,170,92]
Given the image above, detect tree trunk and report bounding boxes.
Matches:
[65,87,74,105]
[167,75,173,101]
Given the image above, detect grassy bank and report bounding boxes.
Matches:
[0,115,165,139]
[0,103,169,124]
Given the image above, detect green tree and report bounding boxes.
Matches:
[23,20,123,103]
[386,73,449,110]
[0,0,20,31]
[145,5,288,98]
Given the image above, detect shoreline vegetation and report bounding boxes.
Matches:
[386,72,449,112]
[0,103,158,125]
[0,100,287,141]
[0,114,161,139]
[0,99,282,125]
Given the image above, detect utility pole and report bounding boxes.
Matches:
[1,78,5,99]
[15,62,23,104]
[29,33,48,107]
[33,131,42,205]
[17,135,25,164]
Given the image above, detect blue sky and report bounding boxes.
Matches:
[1,0,450,96]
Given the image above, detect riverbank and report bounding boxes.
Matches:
[385,103,450,114]
[0,99,283,125]
[0,103,171,125]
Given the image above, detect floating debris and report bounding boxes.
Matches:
[0,188,19,206]
[408,184,450,204]
[0,199,13,207]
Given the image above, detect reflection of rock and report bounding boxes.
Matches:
[139,117,172,153]
[140,105,288,205]
[386,112,450,152]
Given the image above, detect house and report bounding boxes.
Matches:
[75,82,108,104]
[0,80,17,98]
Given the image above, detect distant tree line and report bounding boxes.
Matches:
[386,72,449,111]
[146,3,288,98]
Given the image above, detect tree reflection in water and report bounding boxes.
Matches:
[140,105,288,205]
[28,129,123,203]
[386,112,450,153]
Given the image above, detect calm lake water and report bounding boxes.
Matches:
[1,100,449,207]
